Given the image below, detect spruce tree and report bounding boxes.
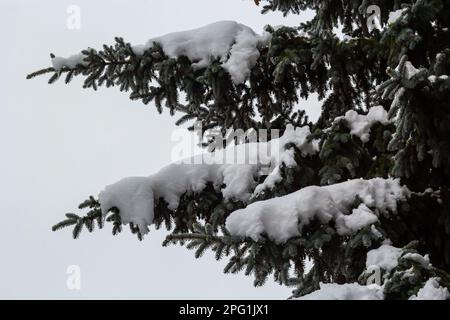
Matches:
[28,0,450,299]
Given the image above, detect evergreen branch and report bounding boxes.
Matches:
[52,218,78,232]
[32,1,450,299]
[25,25,392,132]
[26,67,56,79]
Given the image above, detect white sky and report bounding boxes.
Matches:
[0,0,319,299]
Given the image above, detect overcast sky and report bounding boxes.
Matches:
[0,0,319,299]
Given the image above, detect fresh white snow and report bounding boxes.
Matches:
[98,124,408,242]
[296,276,449,301]
[225,178,407,243]
[51,53,88,70]
[51,21,269,84]
[337,204,378,235]
[296,283,384,300]
[339,106,390,143]
[402,252,431,268]
[135,21,269,84]
[409,278,450,300]
[366,244,403,272]
[388,9,407,24]
[98,125,318,234]
[98,177,155,234]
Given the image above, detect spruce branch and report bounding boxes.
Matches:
[26,67,56,80]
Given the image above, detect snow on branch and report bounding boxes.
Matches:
[410,278,450,300]
[335,105,390,143]
[365,244,403,272]
[296,282,384,300]
[98,125,318,234]
[51,21,270,85]
[225,178,408,243]
[299,242,450,300]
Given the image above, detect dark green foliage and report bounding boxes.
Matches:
[26,24,387,133]
[161,193,396,296]
[54,183,244,241]
[316,118,394,185]
[32,0,450,298]
[379,53,450,191]
[52,197,103,238]
[379,190,450,271]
